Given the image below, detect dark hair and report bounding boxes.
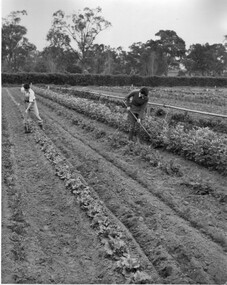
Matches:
[23,83,30,90]
[140,87,149,96]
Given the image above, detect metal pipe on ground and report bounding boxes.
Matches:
[77,88,227,119]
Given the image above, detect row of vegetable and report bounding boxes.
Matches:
[33,123,155,284]
[40,85,227,134]
[41,85,227,108]
[57,85,227,106]
[38,93,227,204]
[34,87,227,175]
[39,93,185,178]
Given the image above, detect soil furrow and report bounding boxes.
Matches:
[35,93,227,284]
[4,87,227,284]
[37,92,227,245]
[2,88,126,284]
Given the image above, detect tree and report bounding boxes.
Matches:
[224,35,227,48]
[2,10,37,72]
[184,44,207,75]
[113,47,129,75]
[142,39,168,76]
[127,42,146,75]
[40,46,80,73]
[206,44,227,76]
[185,43,227,76]
[86,44,106,74]
[84,44,127,75]
[155,30,186,72]
[32,52,48,73]
[126,40,168,76]
[46,7,111,72]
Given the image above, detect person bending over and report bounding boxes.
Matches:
[125,87,149,142]
[22,83,44,132]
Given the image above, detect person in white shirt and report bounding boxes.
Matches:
[22,83,44,131]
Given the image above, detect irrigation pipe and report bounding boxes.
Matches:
[147,102,227,119]
[79,89,227,119]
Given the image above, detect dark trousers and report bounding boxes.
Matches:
[127,111,141,141]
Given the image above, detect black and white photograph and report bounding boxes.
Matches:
[1,0,227,283]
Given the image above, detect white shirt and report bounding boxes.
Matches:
[21,87,35,103]
[27,89,35,102]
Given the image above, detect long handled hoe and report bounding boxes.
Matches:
[122,100,153,141]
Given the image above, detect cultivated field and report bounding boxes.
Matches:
[2,85,227,284]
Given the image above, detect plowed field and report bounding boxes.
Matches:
[2,87,227,284]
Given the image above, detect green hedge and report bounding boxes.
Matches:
[2,72,227,87]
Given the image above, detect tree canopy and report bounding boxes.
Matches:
[2,10,37,72]
[46,7,111,71]
[184,43,227,76]
[1,9,227,76]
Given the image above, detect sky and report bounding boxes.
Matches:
[1,0,227,51]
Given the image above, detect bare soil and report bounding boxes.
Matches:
[2,87,227,284]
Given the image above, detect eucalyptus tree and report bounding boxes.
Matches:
[155,30,186,70]
[2,10,36,72]
[46,7,111,72]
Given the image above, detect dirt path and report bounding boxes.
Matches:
[2,87,227,284]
